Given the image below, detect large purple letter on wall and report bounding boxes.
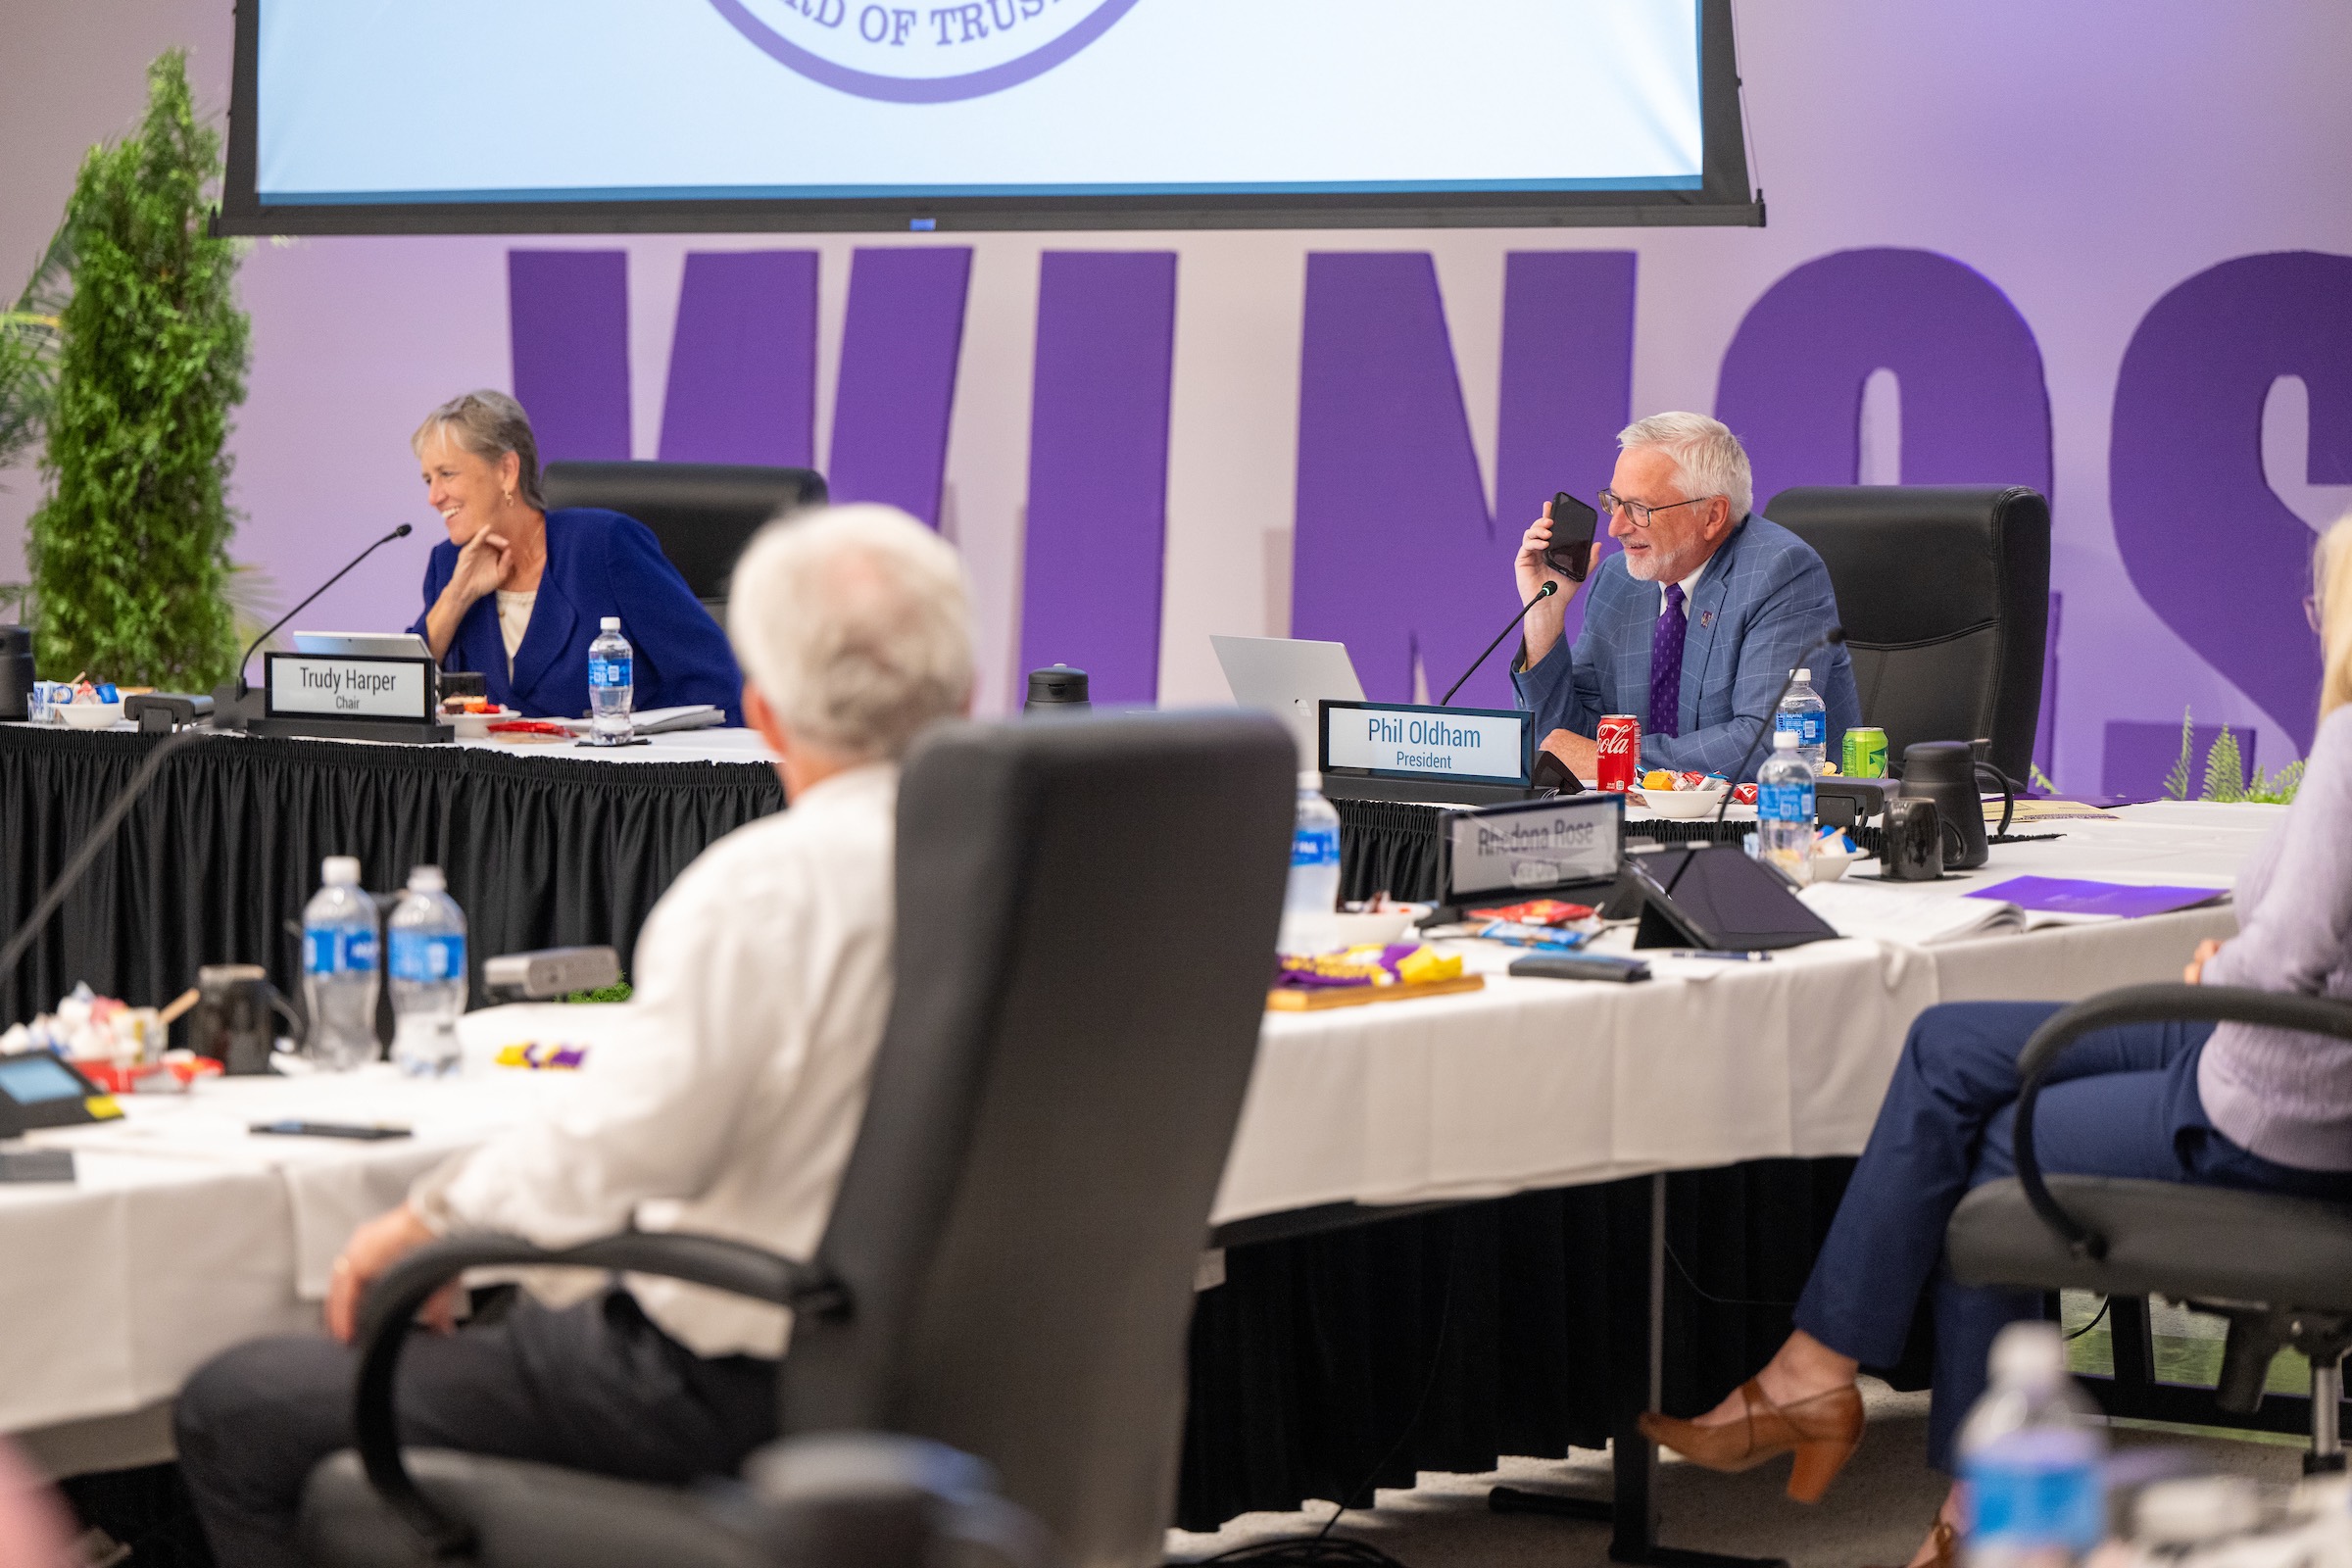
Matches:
[1018,252,1178,705]
[658,251,818,467]
[509,251,633,463]
[1496,251,1638,653]
[2111,252,2352,758]
[1293,252,1638,711]
[828,248,973,526]
[1716,248,2052,507]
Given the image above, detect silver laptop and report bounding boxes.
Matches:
[1210,635,1366,767]
[291,631,436,660]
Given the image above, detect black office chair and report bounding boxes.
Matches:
[543,461,828,620]
[1764,486,2049,786]
[298,710,1298,1568]
[1948,984,2352,1474]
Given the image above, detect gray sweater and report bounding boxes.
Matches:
[2198,706,2352,1170]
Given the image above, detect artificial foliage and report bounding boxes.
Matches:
[2163,707,2304,805]
[27,49,248,687]
[0,220,71,476]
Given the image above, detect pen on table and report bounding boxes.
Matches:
[1661,949,1774,962]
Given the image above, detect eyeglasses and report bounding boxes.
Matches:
[1597,490,1717,529]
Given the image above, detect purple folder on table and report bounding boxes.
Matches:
[1965,876,2228,919]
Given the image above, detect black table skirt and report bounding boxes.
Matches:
[6,731,1925,1532]
[0,726,783,1021]
[1173,797,1928,1531]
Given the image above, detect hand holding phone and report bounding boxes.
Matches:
[1542,492,1600,582]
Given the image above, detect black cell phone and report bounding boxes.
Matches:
[1542,491,1599,581]
[1508,953,1650,983]
[249,1119,413,1141]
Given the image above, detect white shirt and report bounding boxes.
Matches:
[411,763,900,1357]
[495,590,536,677]
[1658,551,1712,617]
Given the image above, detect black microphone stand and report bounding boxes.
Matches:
[1656,627,1847,899]
[1440,580,1559,706]
[217,523,414,725]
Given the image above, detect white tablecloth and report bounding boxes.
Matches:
[0,804,2263,1453]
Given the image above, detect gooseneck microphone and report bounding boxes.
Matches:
[1712,625,1848,829]
[1440,580,1559,707]
[1651,627,1849,904]
[234,523,416,697]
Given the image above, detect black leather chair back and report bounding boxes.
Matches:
[542,462,827,616]
[780,711,1295,1568]
[1763,486,2049,785]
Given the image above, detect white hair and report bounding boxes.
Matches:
[1618,411,1754,522]
[726,504,974,762]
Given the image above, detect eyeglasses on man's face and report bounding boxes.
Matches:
[1597,490,1716,530]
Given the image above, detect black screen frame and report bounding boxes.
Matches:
[217,0,1760,237]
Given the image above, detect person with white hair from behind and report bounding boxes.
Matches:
[172,505,975,1568]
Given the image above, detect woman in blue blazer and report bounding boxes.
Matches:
[406,391,744,725]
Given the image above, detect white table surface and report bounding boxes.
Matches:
[0,802,2262,1460]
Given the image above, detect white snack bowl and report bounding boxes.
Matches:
[1807,847,1868,883]
[57,701,125,730]
[1634,784,1731,819]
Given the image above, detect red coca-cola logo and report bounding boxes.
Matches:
[1598,731,1633,752]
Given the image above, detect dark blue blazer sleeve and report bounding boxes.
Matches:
[597,516,745,725]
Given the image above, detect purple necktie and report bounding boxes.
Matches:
[1648,582,1688,739]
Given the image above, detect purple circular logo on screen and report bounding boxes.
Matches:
[709,0,1145,103]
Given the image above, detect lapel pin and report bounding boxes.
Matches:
[1699,609,1715,629]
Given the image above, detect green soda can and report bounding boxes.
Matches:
[1842,726,1889,779]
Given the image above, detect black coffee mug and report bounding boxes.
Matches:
[189,963,301,1075]
[1880,798,1945,881]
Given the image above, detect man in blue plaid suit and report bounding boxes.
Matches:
[1512,412,1860,783]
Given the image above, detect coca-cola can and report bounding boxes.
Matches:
[1595,714,1642,792]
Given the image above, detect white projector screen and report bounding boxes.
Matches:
[222,0,1758,233]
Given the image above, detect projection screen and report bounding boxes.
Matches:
[220,0,1759,234]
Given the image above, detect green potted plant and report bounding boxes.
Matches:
[26,48,249,689]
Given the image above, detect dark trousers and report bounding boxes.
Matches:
[1792,1001,2352,1470]
[173,1288,776,1568]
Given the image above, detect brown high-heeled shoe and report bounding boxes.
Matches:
[1637,1378,1864,1503]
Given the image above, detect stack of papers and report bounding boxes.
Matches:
[1798,882,2032,946]
[556,706,724,736]
[1797,877,2228,947]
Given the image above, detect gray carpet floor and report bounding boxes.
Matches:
[1169,1381,2306,1568]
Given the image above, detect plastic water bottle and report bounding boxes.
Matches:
[1957,1321,2106,1568]
[301,856,380,1070]
[388,865,467,1077]
[1755,730,1816,876]
[588,616,634,744]
[1776,667,1830,770]
[1279,772,1344,953]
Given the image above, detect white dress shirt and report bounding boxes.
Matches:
[1658,551,1712,616]
[410,762,899,1358]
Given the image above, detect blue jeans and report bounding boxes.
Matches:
[1792,1001,2352,1470]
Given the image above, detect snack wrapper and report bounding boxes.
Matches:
[493,1042,590,1070]
[1275,943,1464,991]
[1463,899,1594,927]
[1472,921,1593,951]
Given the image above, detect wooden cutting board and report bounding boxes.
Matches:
[1266,974,1486,1011]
